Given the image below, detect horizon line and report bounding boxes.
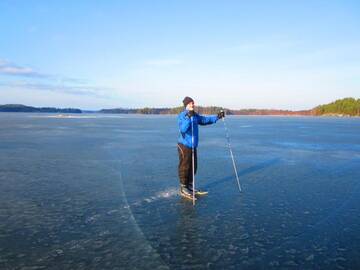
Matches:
[0,102,317,112]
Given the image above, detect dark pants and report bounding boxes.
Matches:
[177,143,197,186]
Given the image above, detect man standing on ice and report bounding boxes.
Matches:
[177,96,225,199]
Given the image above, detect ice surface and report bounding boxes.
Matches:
[0,113,360,269]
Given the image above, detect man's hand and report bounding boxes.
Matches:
[217,110,225,119]
[187,110,195,118]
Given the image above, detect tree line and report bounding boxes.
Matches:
[0,104,81,113]
[314,98,360,116]
[2,97,359,116]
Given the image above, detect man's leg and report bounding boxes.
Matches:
[178,144,192,195]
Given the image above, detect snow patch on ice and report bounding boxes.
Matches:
[134,188,179,205]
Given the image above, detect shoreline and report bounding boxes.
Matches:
[1,111,359,118]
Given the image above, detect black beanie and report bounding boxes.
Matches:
[183,96,194,107]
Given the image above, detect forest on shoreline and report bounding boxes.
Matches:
[1,98,359,116]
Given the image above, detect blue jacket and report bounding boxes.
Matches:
[178,110,219,149]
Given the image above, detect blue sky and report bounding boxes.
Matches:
[0,1,359,110]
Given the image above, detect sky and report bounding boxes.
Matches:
[0,0,359,110]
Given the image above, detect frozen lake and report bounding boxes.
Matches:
[0,113,360,269]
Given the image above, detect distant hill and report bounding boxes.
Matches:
[0,104,82,113]
[99,106,227,115]
[2,98,359,116]
[314,97,360,116]
[99,107,172,114]
[229,108,313,116]
[100,106,312,116]
[100,98,359,116]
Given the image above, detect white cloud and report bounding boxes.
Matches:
[0,80,111,98]
[0,66,34,75]
[0,58,115,98]
[0,59,46,77]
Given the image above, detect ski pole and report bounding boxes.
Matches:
[191,116,196,205]
[221,111,242,193]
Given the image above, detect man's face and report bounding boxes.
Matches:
[186,101,195,111]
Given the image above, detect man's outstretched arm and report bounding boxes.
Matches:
[198,111,225,126]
